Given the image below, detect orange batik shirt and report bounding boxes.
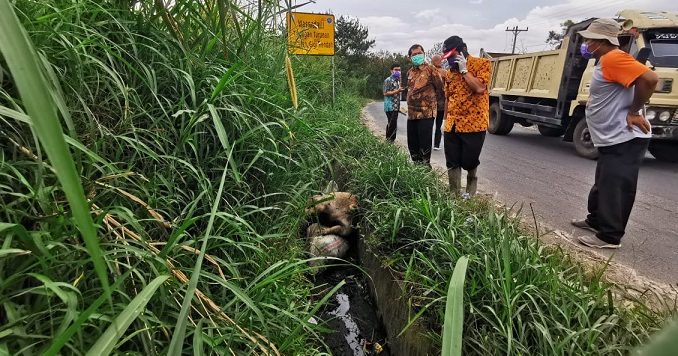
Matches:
[443,55,492,133]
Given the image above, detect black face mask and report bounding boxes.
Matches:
[448,47,469,71]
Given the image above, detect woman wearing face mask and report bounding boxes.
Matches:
[406,44,444,166]
[383,63,404,142]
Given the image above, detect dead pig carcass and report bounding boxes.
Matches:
[305,190,359,267]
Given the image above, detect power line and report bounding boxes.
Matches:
[497,0,636,53]
[506,26,528,54]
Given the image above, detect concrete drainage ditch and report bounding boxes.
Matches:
[312,238,436,356]
[304,182,435,355]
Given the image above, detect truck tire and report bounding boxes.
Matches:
[537,125,565,137]
[648,141,678,163]
[573,119,599,160]
[489,103,513,135]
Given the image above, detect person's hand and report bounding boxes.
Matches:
[626,112,651,134]
[455,54,467,73]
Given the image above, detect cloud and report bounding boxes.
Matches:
[414,8,441,20]
[361,0,678,55]
[359,16,410,38]
[469,0,483,4]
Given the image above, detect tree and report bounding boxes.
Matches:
[427,42,443,60]
[359,51,411,99]
[546,20,575,48]
[335,15,375,65]
[431,42,443,54]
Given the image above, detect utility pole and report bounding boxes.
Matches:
[506,26,529,54]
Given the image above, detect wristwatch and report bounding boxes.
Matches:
[460,69,468,75]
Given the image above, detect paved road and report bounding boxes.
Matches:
[365,102,678,285]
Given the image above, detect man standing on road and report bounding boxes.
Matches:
[441,36,491,197]
[383,63,404,142]
[571,18,658,249]
[431,54,447,151]
[406,44,444,166]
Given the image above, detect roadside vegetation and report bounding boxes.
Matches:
[0,0,670,355]
[328,96,665,354]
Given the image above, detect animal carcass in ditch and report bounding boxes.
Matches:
[306,223,350,267]
[305,191,359,238]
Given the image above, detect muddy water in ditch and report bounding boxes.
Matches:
[315,266,391,356]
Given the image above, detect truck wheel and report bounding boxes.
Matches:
[489,103,513,135]
[573,119,599,160]
[649,141,678,163]
[537,125,564,137]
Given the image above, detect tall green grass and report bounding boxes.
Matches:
[0,0,110,296]
[0,0,344,354]
[441,256,468,356]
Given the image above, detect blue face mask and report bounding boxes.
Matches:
[392,70,401,79]
[580,43,598,59]
[411,54,425,66]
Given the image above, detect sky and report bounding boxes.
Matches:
[297,0,678,56]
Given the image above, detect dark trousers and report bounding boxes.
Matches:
[385,111,398,142]
[586,138,649,245]
[434,110,444,148]
[407,118,434,166]
[444,127,486,170]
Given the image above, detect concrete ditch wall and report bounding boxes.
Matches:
[358,238,436,356]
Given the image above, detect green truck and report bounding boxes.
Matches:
[488,10,678,162]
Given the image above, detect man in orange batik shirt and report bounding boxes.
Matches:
[441,36,491,198]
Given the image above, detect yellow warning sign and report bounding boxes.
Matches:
[287,12,335,56]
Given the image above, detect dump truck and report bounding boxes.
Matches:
[488,10,678,162]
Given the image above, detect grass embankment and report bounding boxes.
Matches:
[320,97,664,354]
[0,0,665,355]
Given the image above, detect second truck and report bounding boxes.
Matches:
[487,10,678,163]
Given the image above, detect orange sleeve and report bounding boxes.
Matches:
[471,57,491,85]
[601,50,650,88]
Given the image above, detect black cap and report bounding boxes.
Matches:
[442,36,464,53]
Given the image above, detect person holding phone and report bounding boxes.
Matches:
[440,36,491,198]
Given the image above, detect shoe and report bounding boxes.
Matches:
[571,219,599,234]
[577,235,621,249]
[433,146,441,151]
